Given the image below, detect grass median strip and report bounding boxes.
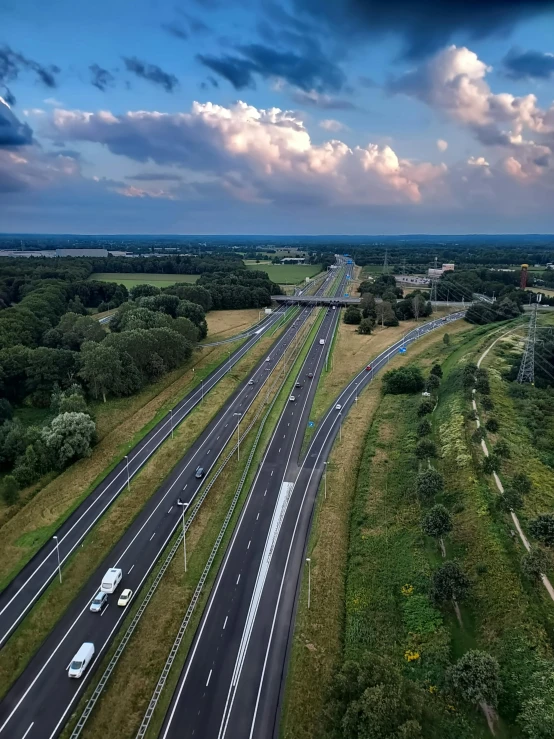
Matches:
[0,324,293,699]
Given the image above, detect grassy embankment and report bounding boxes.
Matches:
[245,263,322,284]
[0,316,297,699]
[61,309,326,739]
[281,318,547,739]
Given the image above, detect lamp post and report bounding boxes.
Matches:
[170,408,174,439]
[53,536,62,584]
[233,412,243,461]
[125,455,130,491]
[306,557,311,609]
[201,379,204,403]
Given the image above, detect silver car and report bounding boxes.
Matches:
[90,591,108,613]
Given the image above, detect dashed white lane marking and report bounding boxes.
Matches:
[223,617,228,630]
[264,489,267,496]
[149,533,156,541]
[206,669,212,687]
[256,513,260,521]
[207,449,211,455]
[127,565,134,574]
[168,506,173,514]
[247,541,251,550]
[236,575,241,585]
[21,722,34,739]
[271,470,273,476]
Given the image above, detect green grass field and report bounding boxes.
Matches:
[245,263,321,284]
[90,273,198,288]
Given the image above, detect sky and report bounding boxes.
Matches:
[2,0,554,234]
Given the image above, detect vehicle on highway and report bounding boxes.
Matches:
[101,567,122,593]
[332,306,336,310]
[319,338,325,345]
[265,356,271,362]
[68,643,94,679]
[248,379,255,385]
[335,403,342,411]
[195,466,205,479]
[289,395,296,402]
[89,591,108,613]
[307,372,313,378]
[118,589,133,607]
[295,381,301,388]
[366,364,372,371]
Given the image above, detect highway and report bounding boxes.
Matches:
[160,311,464,739]
[0,303,292,650]
[0,266,347,739]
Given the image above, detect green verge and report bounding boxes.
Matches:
[60,307,324,738]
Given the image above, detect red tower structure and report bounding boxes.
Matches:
[520,264,528,290]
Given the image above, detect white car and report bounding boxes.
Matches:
[118,589,133,607]
[289,395,296,402]
[335,404,342,411]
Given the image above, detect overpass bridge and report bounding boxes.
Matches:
[271,295,469,308]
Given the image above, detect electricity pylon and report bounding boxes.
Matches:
[517,297,540,384]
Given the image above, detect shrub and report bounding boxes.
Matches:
[494,439,510,458]
[415,439,436,459]
[431,561,470,604]
[416,469,444,502]
[481,396,494,411]
[476,375,491,394]
[427,374,440,390]
[418,399,434,416]
[357,318,373,335]
[513,473,532,496]
[422,504,453,540]
[417,419,431,437]
[447,651,501,708]
[383,366,425,394]
[430,363,443,378]
[497,488,524,513]
[443,333,450,346]
[472,427,486,443]
[402,594,443,635]
[521,548,549,582]
[343,306,362,325]
[482,454,500,474]
[485,417,499,433]
[529,514,554,547]
[0,475,19,505]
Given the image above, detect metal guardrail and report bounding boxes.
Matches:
[68,311,317,739]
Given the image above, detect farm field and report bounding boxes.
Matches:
[245,263,321,284]
[90,272,198,288]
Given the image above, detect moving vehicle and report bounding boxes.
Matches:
[118,589,133,607]
[248,379,255,385]
[195,466,205,479]
[265,356,271,362]
[68,643,94,678]
[89,591,108,613]
[101,568,122,593]
[319,339,325,345]
[332,306,336,310]
[289,395,296,402]
[335,404,342,411]
[307,372,313,379]
[295,381,301,388]
[365,364,372,371]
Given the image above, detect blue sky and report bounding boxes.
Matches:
[2,0,554,233]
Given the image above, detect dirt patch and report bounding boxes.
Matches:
[204,309,261,342]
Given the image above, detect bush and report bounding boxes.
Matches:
[472,427,486,443]
[521,548,548,582]
[485,417,499,433]
[357,318,373,334]
[416,469,444,501]
[447,650,501,707]
[430,363,443,378]
[418,399,434,416]
[343,306,362,325]
[383,366,425,394]
[1,475,19,505]
[481,396,494,411]
[494,439,510,458]
[482,454,500,474]
[431,560,470,604]
[42,412,97,469]
[417,419,431,437]
[427,374,440,390]
[415,438,436,458]
[476,375,491,394]
[402,594,443,635]
[497,488,524,513]
[443,333,450,346]
[422,504,453,540]
[529,514,554,547]
[513,473,532,496]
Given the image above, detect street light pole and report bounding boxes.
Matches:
[306,557,311,609]
[125,455,130,491]
[170,409,174,439]
[53,536,62,584]
[201,380,204,403]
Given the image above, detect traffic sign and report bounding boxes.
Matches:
[308,421,315,427]
[398,347,407,354]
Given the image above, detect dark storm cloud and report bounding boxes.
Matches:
[0,97,33,147]
[291,0,554,58]
[0,45,60,104]
[197,54,257,89]
[198,42,346,93]
[125,172,183,181]
[122,57,179,92]
[534,154,550,167]
[161,21,189,40]
[503,48,554,80]
[89,64,116,91]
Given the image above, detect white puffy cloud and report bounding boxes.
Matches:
[45,100,445,206]
[319,118,348,132]
[436,138,448,151]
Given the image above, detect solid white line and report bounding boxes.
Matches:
[21,723,34,739]
[127,565,134,574]
[206,669,212,687]
[223,617,228,630]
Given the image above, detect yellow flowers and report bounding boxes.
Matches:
[404,650,420,662]
[428,685,438,694]
[401,584,414,597]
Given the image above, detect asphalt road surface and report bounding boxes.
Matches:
[0,266,347,739]
[160,311,464,739]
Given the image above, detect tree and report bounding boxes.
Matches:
[518,662,554,739]
[430,363,443,378]
[130,284,160,300]
[418,399,434,416]
[412,293,425,321]
[482,453,500,474]
[529,515,554,547]
[1,475,19,505]
[0,398,13,423]
[422,504,453,540]
[447,650,501,708]
[496,488,524,513]
[416,469,444,501]
[513,473,532,496]
[481,396,494,411]
[521,548,548,582]
[79,341,125,403]
[376,300,399,327]
[42,412,96,468]
[431,561,470,604]
[443,333,451,346]
[360,293,377,321]
[427,374,440,391]
[494,439,510,458]
[485,417,499,433]
[416,439,436,458]
[343,306,362,325]
[383,366,425,394]
[357,317,374,335]
[476,374,491,395]
[417,419,431,437]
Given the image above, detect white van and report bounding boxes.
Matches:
[319,339,325,345]
[101,567,122,593]
[68,642,94,678]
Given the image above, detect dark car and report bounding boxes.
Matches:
[307,372,313,379]
[195,467,205,479]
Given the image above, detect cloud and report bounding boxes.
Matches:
[359,76,377,88]
[113,185,177,199]
[291,89,358,109]
[503,48,554,80]
[0,97,33,147]
[90,64,116,91]
[44,97,64,106]
[437,138,448,151]
[45,100,446,207]
[125,172,183,181]
[122,57,179,92]
[0,45,60,104]
[198,41,346,94]
[291,0,554,58]
[319,118,348,132]
[0,144,79,194]
[161,22,189,40]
